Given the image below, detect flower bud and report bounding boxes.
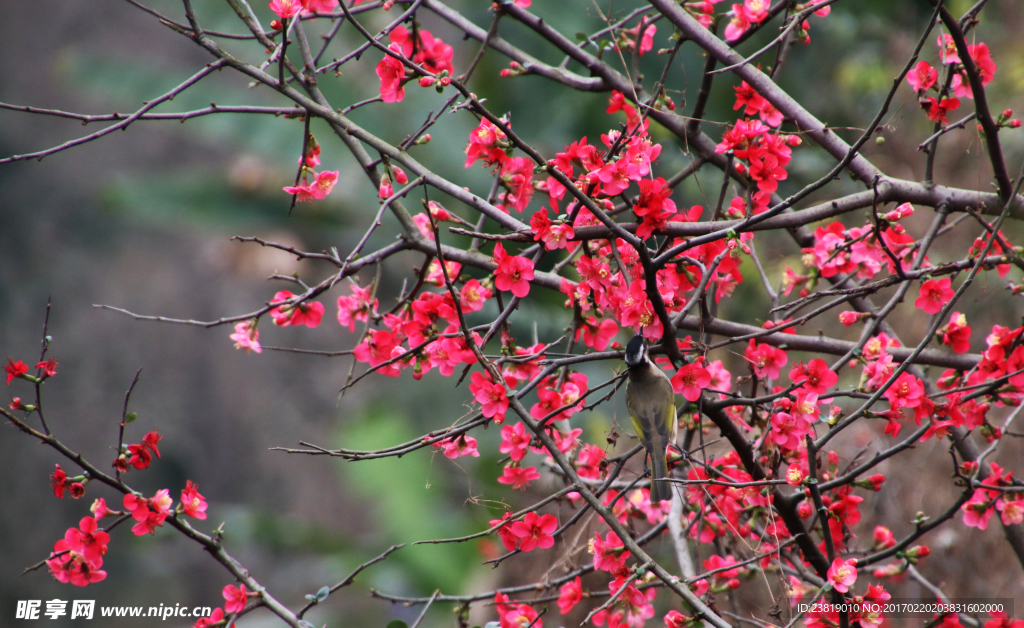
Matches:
[419,76,435,87]
[413,134,431,146]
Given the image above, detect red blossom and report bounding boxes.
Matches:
[671,361,711,402]
[745,340,788,380]
[498,465,541,490]
[907,61,938,92]
[223,584,250,614]
[788,359,838,394]
[509,512,557,552]
[269,291,325,328]
[376,45,407,103]
[180,480,208,520]
[923,97,960,124]
[4,358,28,385]
[827,557,858,593]
[434,434,479,459]
[50,465,70,498]
[558,576,583,615]
[499,421,531,461]
[127,430,162,470]
[915,278,954,314]
[492,242,535,297]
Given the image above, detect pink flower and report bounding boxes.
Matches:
[180,480,208,520]
[471,371,509,423]
[268,0,302,19]
[283,181,316,203]
[724,4,751,41]
[464,118,508,168]
[884,372,925,409]
[704,554,741,587]
[530,208,575,250]
[558,576,583,615]
[907,61,938,92]
[745,340,788,380]
[785,464,807,486]
[50,464,68,498]
[578,317,619,351]
[123,489,173,536]
[269,291,325,327]
[940,312,972,353]
[937,34,960,64]
[499,421,532,461]
[3,358,27,385]
[915,278,954,314]
[35,357,58,378]
[788,359,837,394]
[996,496,1024,526]
[127,430,162,470]
[434,434,479,459]
[64,517,110,565]
[733,81,767,116]
[460,279,492,313]
[961,489,995,530]
[336,284,378,332]
[376,45,407,103]
[498,465,541,490]
[90,498,115,519]
[46,538,107,587]
[923,97,960,124]
[500,157,535,212]
[510,512,557,552]
[353,330,399,368]
[576,444,607,480]
[302,0,339,13]
[193,608,225,628]
[591,530,630,573]
[490,513,518,551]
[493,243,535,297]
[671,362,711,402]
[310,170,338,199]
[827,557,858,593]
[230,320,262,354]
[223,584,250,614]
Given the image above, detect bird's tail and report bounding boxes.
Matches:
[649,436,672,503]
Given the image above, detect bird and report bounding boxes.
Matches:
[623,334,678,503]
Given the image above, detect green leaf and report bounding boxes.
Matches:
[316,586,330,602]
[388,621,410,628]
[575,32,588,42]
[125,412,138,424]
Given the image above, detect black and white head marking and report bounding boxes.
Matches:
[624,334,647,368]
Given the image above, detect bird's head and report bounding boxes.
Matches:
[624,334,648,368]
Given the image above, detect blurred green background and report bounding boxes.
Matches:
[2,0,1024,626]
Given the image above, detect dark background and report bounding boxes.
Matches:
[2,1,1023,626]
